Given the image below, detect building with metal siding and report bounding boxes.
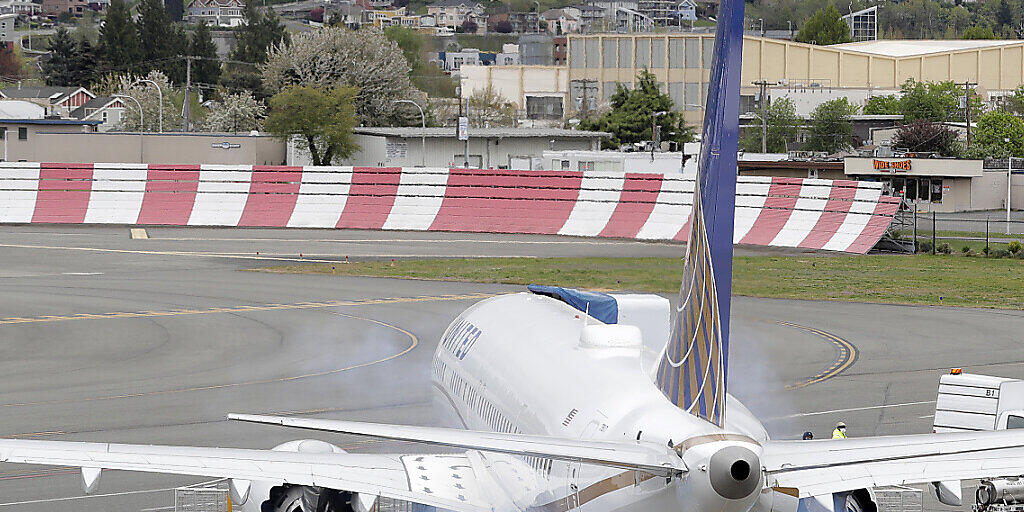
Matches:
[564,35,1024,127]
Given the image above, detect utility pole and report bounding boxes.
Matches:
[960,81,977,150]
[183,56,193,132]
[752,80,774,153]
[464,97,470,167]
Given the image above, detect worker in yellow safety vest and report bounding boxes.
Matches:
[832,421,848,439]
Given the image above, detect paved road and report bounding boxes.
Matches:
[0,225,1018,511]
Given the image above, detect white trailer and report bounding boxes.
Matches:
[931,370,1024,512]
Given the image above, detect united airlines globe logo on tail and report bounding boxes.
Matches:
[656,186,726,427]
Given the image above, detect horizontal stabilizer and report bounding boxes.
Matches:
[228,413,686,476]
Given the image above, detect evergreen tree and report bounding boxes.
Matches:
[135,0,176,74]
[795,3,852,45]
[224,3,287,95]
[42,27,79,86]
[578,70,695,149]
[165,0,184,21]
[190,21,221,91]
[74,36,99,85]
[98,0,142,73]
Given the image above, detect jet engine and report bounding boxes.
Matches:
[676,441,764,512]
[978,478,1024,511]
[237,439,375,512]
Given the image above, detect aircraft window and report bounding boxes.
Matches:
[1007,415,1024,429]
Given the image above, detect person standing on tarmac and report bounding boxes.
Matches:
[832,422,848,439]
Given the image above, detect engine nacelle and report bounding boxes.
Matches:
[675,441,764,512]
[978,478,1024,507]
[238,439,375,512]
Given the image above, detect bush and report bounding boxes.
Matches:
[992,249,1011,259]
[937,242,951,254]
[1009,241,1022,254]
[961,245,972,254]
[918,240,934,253]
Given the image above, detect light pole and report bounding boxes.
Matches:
[115,94,145,162]
[1009,153,1023,235]
[651,110,668,161]
[394,99,426,167]
[130,79,163,132]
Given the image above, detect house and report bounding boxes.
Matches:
[0,13,15,44]
[41,0,89,16]
[541,8,580,34]
[0,0,39,15]
[69,96,126,132]
[426,0,483,29]
[438,44,520,73]
[0,86,95,118]
[327,0,370,28]
[185,0,244,27]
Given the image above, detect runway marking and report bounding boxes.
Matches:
[779,321,859,390]
[0,293,493,326]
[768,400,936,420]
[0,310,427,409]
[0,242,555,262]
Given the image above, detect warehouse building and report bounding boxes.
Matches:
[462,36,1024,130]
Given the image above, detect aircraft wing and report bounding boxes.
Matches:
[0,438,501,512]
[763,429,1024,497]
[229,413,685,476]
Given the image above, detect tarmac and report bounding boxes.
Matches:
[0,225,1019,511]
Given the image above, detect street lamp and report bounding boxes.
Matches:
[115,94,145,162]
[130,79,163,132]
[394,99,426,167]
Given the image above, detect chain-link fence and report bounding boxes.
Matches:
[888,206,1024,255]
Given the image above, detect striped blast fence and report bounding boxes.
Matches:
[0,163,901,254]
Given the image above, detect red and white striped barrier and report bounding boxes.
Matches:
[0,163,900,253]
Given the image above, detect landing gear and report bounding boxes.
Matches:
[262,486,355,512]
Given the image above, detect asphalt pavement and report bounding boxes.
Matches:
[0,225,1017,511]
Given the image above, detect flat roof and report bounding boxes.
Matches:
[354,127,611,138]
[829,39,1023,57]
[0,118,102,125]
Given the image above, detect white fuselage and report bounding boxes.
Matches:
[431,292,770,512]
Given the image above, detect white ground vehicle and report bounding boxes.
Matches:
[933,370,1024,512]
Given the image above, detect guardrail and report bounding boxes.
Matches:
[0,163,900,253]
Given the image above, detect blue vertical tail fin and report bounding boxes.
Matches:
[655,0,744,427]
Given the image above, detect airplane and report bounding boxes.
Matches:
[4,0,1024,510]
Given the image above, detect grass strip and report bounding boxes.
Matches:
[255,255,1024,310]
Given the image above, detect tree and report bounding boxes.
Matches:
[98,0,142,73]
[384,26,457,98]
[863,79,982,123]
[224,2,287,95]
[263,27,425,126]
[189,22,221,91]
[265,85,360,166]
[893,120,961,156]
[136,0,187,81]
[492,19,513,33]
[0,43,24,79]
[104,71,185,132]
[1000,86,1024,115]
[579,70,695,149]
[166,0,184,21]
[971,110,1024,158]
[467,85,518,127]
[862,94,901,115]
[795,3,852,45]
[41,27,79,86]
[805,97,857,153]
[962,25,997,39]
[460,19,478,33]
[202,91,266,132]
[739,97,800,153]
[231,2,287,64]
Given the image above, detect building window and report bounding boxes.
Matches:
[18,127,26,140]
[635,38,650,68]
[651,38,665,68]
[617,38,631,68]
[685,38,698,68]
[602,38,616,68]
[702,38,714,69]
[0,127,5,140]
